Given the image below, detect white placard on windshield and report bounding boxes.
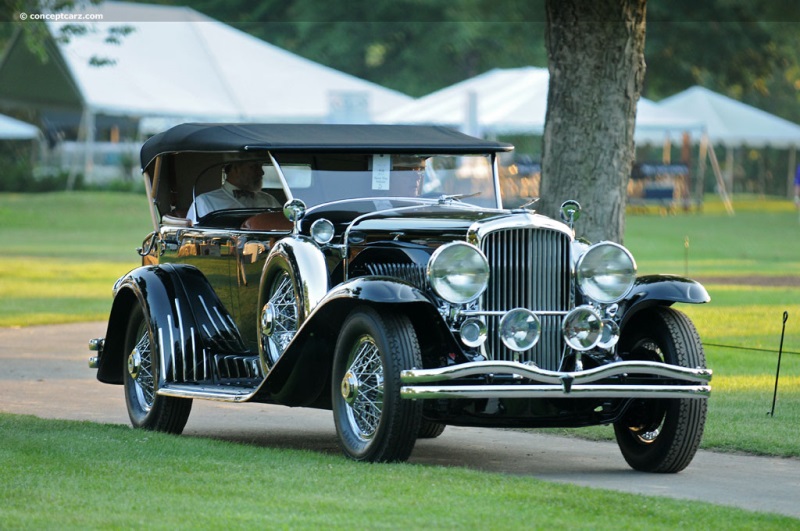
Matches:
[372,154,391,190]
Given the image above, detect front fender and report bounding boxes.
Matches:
[99,264,244,384]
[255,277,454,406]
[619,274,710,327]
[259,236,329,324]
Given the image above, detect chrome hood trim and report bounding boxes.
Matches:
[467,211,573,246]
[400,360,711,399]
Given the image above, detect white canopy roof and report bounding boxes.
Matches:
[45,1,411,122]
[0,114,39,140]
[377,67,703,142]
[656,86,800,148]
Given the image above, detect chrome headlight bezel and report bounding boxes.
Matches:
[427,242,490,304]
[576,242,637,304]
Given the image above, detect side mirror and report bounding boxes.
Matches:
[560,200,581,228]
[283,199,306,234]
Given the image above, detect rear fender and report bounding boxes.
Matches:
[98,264,245,385]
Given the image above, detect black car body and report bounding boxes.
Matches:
[90,123,711,471]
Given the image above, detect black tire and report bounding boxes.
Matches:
[123,304,192,434]
[261,268,300,368]
[332,306,422,462]
[614,307,707,473]
[418,419,446,439]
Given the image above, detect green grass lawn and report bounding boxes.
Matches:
[1,414,796,529]
[0,192,150,325]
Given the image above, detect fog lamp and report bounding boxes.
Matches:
[499,309,541,352]
[459,318,487,348]
[597,319,620,349]
[562,305,603,351]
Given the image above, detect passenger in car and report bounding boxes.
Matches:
[187,161,280,222]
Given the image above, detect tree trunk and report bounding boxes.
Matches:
[540,0,646,244]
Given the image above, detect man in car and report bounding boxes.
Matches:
[187,160,281,222]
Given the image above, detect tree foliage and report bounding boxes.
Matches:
[177,0,800,120]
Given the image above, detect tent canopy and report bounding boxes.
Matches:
[0,114,39,140]
[657,86,800,148]
[0,1,411,123]
[377,67,703,142]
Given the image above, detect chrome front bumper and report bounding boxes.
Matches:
[400,360,712,400]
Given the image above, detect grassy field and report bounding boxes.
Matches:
[1,191,799,525]
[1,413,796,529]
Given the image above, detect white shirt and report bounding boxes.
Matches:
[187,181,281,222]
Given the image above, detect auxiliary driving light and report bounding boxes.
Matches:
[597,319,620,349]
[499,309,541,352]
[310,218,335,244]
[460,318,488,348]
[562,305,603,351]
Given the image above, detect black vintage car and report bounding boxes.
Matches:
[89,123,711,471]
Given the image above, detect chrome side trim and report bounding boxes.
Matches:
[401,384,710,400]
[401,360,712,385]
[175,298,187,382]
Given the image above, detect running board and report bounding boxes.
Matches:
[158,384,257,403]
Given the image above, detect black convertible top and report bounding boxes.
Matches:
[140,123,513,170]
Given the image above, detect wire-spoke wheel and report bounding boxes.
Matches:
[614,307,707,473]
[123,304,192,433]
[261,270,300,368]
[332,306,421,462]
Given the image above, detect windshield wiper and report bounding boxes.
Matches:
[436,191,481,204]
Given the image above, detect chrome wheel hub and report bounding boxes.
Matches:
[341,371,360,405]
[343,336,384,442]
[128,348,142,380]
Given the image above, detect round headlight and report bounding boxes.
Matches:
[562,305,603,351]
[310,218,335,244]
[576,242,636,303]
[427,242,489,304]
[500,309,541,352]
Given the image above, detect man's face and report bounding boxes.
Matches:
[227,162,264,191]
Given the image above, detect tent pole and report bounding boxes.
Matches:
[83,108,95,187]
[788,147,796,199]
[696,133,708,205]
[725,147,734,199]
[707,141,734,215]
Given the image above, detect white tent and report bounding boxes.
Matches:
[377,67,703,143]
[0,114,39,140]
[377,67,549,135]
[41,1,411,123]
[656,86,800,208]
[657,86,800,148]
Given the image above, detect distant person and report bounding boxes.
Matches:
[795,164,800,208]
[187,161,280,222]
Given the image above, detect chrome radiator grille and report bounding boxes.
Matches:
[480,227,572,370]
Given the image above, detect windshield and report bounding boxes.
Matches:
[265,154,499,209]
